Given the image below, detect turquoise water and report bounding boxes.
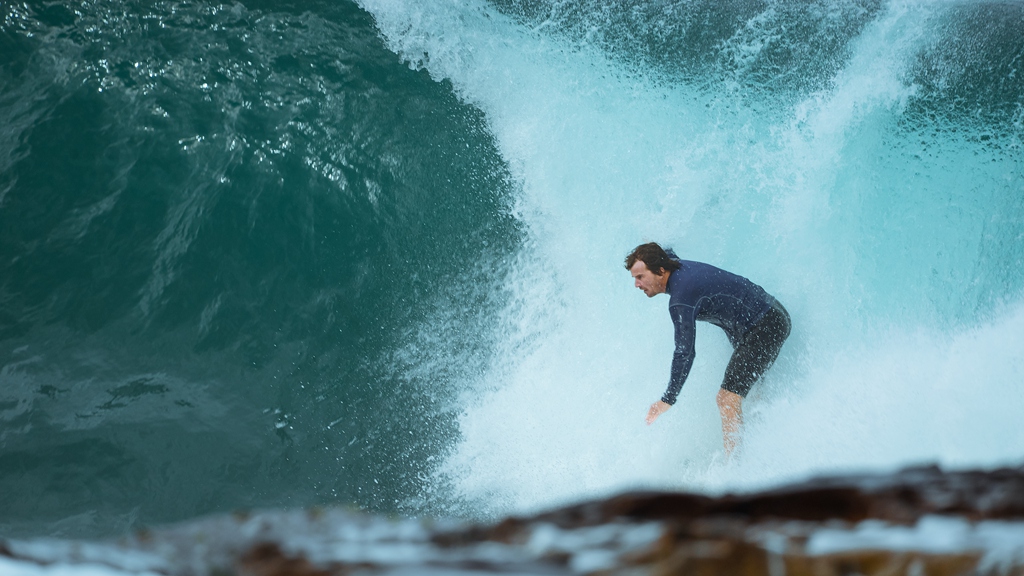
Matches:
[1,0,1022,538]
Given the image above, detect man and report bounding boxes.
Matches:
[625,242,790,454]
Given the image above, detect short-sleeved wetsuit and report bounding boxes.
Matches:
[662,254,791,405]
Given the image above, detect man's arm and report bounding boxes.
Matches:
[662,304,697,404]
[647,305,697,424]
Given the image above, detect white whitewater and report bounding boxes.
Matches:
[358,0,1024,518]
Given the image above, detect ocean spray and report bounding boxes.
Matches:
[359,0,1024,517]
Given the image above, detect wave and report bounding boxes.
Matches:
[358,0,1024,517]
[0,0,520,536]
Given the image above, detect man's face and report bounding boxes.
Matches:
[630,261,668,297]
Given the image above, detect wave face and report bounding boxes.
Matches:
[357,0,1024,517]
[1,0,1022,536]
[0,0,521,537]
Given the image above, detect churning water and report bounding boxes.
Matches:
[1,0,1021,538]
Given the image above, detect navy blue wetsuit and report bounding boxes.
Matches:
[662,255,790,405]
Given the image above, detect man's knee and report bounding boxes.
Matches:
[716,388,743,411]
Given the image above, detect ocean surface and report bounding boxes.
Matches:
[0,0,1021,539]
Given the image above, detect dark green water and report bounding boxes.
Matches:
[0,0,521,537]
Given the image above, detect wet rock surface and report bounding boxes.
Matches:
[3,464,1024,575]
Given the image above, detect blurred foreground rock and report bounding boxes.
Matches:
[3,464,1024,575]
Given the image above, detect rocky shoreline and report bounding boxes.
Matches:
[3,463,1024,575]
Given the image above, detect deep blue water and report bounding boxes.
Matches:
[2,0,1022,538]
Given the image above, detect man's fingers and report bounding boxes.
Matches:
[645,405,660,425]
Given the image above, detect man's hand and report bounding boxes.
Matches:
[645,400,671,425]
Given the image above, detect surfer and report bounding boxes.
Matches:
[625,242,790,455]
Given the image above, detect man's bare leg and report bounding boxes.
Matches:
[716,388,744,456]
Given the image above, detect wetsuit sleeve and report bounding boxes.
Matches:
[662,303,697,405]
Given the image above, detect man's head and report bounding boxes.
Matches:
[625,242,680,297]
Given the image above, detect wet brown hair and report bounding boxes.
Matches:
[624,242,681,275]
